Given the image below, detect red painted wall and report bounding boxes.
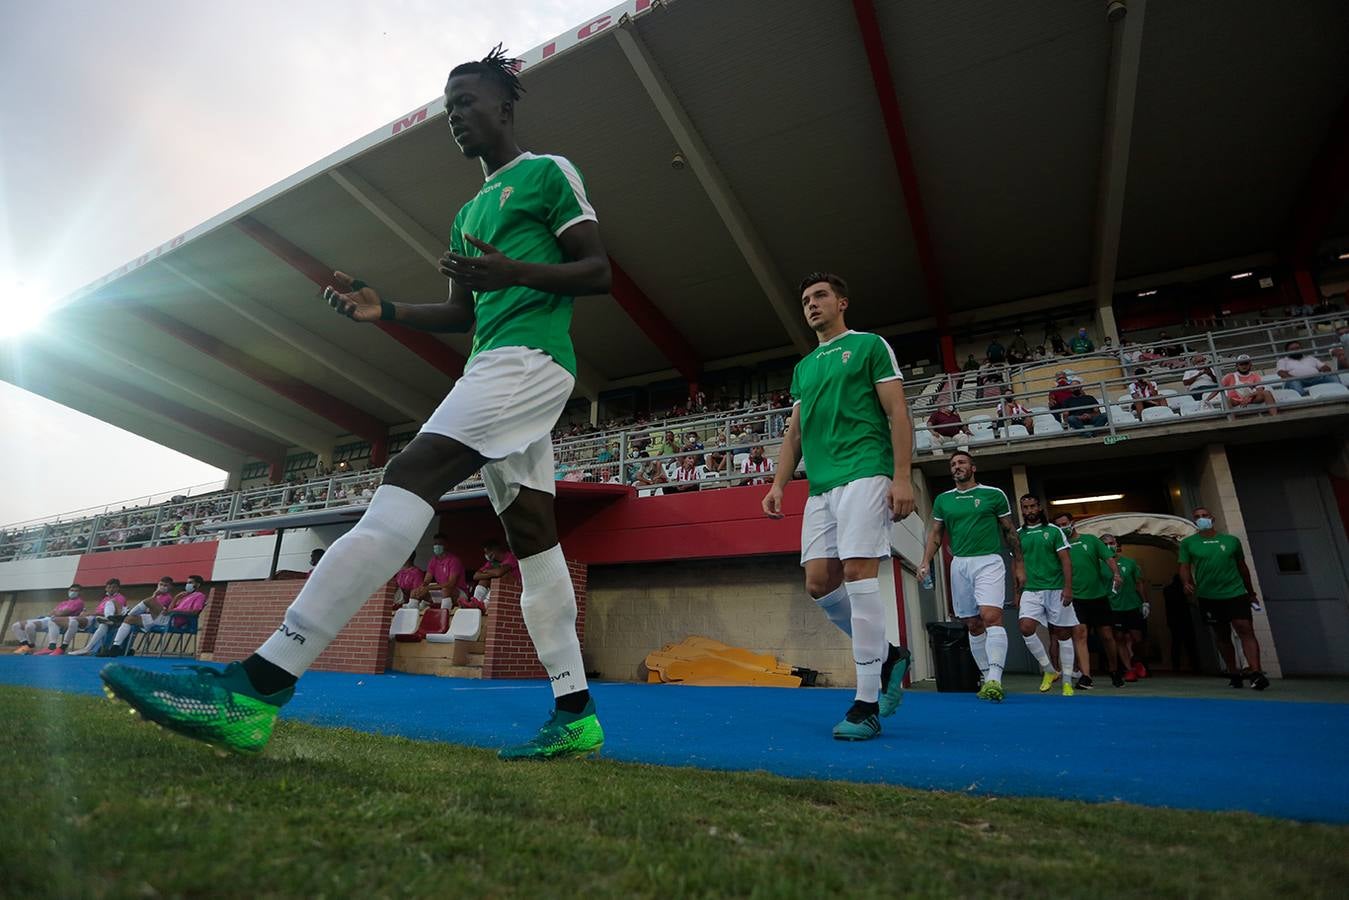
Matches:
[75,542,219,587]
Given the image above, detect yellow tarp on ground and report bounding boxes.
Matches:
[644,636,801,688]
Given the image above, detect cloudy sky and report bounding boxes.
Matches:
[0,0,603,524]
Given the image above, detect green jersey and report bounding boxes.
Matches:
[931,485,1011,557]
[1017,523,1070,591]
[1064,532,1114,599]
[1109,556,1143,611]
[1178,532,1248,599]
[790,331,903,496]
[451,152,596,376]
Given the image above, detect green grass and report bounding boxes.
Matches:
[2,686,1345,899]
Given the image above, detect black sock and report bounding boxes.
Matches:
[242,654,298,696]
[555,689,590,714]
[880,644,902,687]
[847,699,880,720]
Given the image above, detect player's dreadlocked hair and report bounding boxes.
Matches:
[448,43,526,102]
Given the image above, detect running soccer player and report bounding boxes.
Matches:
[762,272,915,741]
[1015,496,1076,695]
[918,452,1024,702]
[1051,511,1121,688]
[101,47,613,759]
[1179,506,1269,690]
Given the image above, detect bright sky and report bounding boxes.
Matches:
[0,0,603,526]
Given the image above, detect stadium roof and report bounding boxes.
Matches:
[4,0,1348,472]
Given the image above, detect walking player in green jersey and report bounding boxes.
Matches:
[763,272,916,741]
[918,452,1025,702]
[1015,495,1077,696]
[1102,533,1150,682]
[102,47,613,759]
[1179,506,1270,690]
[1050,511,1121,689]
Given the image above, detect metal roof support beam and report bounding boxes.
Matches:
[1281,89,1349,267]
[609,258,701,383]
[613,21,815,356]
[850,0,956,370]
[234,215,465,378]
[60,332,333,455]
[128,306,391,459]
[157,258,439,422]
[329,167,612,400]
[1088,0,1148,343]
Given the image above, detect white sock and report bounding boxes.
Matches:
[969,630,990,677]
[518,545,587,699]
[985,625,1008,682]
[63,618,80,649]
[25,621,37,645]
[1059,638,1075,681]
[12,622,29,644]
[257,484,434,676]
[813,583,852,636]
[113,623,134,647]
[847,578,885,703]
[1023,631,1053,672]
[473,584,490,603]
[73,624,108,655]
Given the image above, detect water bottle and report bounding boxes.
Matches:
[921,568,935,590]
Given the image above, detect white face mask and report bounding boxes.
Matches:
[186,582,198,592]
[67,589,79,599]
[432,545,445,555]
[1195,517,1214,530]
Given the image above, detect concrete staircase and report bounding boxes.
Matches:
[390,639,486,678]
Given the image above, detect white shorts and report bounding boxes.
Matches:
[419,347,575,515]
[950,554,1007,619]
[800,475,892,564]
[1018,588,1079,628]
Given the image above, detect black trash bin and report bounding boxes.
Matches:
[925,621,981,693]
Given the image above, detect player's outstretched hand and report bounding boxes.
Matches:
[887,480,915,521]
[439,234,519,292]
[761,485,785,519]
[325,271,382,322]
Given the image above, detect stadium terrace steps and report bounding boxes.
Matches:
[391,639,486,678]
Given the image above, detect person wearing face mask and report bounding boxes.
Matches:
[422,534,467,608]
[1178,508,1269,690]
[1069,328,1095,355]
[926,403,967,439]
[1101,535,1149,682]
[12,584,85,655]
[1220,355,1278,414]
[470,537,519,607]
[108,576,208,657]
[1059,379,1108,432]
[51,578,127,656]
[1051,512,1122,688]
[1275,341,1334,395]
[394,553,427,609]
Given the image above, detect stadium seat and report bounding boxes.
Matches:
[1178,399,1209,417]
[389,607,420,640]
[1007,424,1030,439]
[732,452,749,468]
[1110,406,1135,425]
[1307,383,1349,400]
[411,608,450,641]
[1142,405,1177,422]
[914,429,933,451]
[426,608,483,644]
[1116,393,1132,404]
[138,601,208,658]
[969,429,994,444]
[1272,388,1304,405]
[1030,406,1049,414]
[1032,416,1063,434]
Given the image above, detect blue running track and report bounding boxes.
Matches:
[2,657,1346,823]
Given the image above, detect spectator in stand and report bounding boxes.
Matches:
[738,444,775,485]
[683,431,704,452]
[1101,336,1114,353]
[994,386,1033,435]
[1069,328,1095,355]
[423,534,467,608]
[1049,332,1068,357]
[1157,330,1183,358]
[650,430,679,460]
[961,354,980,373]
[1034,345,1048,360]
[926,403,967,439]
[634,460,670,494]
[1128,368,1168,419]
[696,449,728,488]
[1060,379,1108,432]
[394,553,426,608]
[595,442,618,464]
[12,584,86,654]
[1008,328,1030,364]
[986,336,1006,364]
[669,454,701,493]
[1047,371,1076,420]
[107,575,208,656]
[1221,354,1279,415]
[470,538,519,606]
[56,578,128,655]
[1182,354,1220,403]
[1332,325,1349,371]
[1276,340,1335,395]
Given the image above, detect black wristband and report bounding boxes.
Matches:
[380,300,396,321]
[349,279,369,291]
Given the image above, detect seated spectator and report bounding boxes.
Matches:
[668,454,701,493]
[634,459,670,494]
[1157,330,1183,358]
[12,584,86,655]
[1047,371,1076,419]
[1128,368,1168,419]
[738,444,775,485]
[59,578,128,655]
[1332,325,1349,371]
[961,354,979,373]
[994,387,1033,435]
[1049,332,1068,356]
[1101,336,1114,353]
[107,575,208,656]
[1276,340,1335,394]
[423,534,467,608]
[1060,379,1107,432]
[697,449,729,488]
[1034,344,1048,360]
[469,538,518,606]
[1008,328,1030,364]
[649,430,679,460]
[595,442,619,463]
[394,553,426,609]
[683,431,704,452]
[1069,328,1095,355]
[927,404,967,439]
[1221,354,1278,415]
[1182,355,1220,402]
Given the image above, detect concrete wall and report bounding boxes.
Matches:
[0,555,79,592]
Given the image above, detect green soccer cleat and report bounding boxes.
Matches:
[977,679,1005,703]
[832,701,881,741]
[100,662,293,755]
[498,699,604,761]
[1039,672,1060,693]
[878,645,912,717]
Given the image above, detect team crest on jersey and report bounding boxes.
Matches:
[973,498,981,508]
[841,350,852,364]
[499,186,514,209]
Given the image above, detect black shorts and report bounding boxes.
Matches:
[1113,608,1146,632]
[1200,596,1252,625]
[1075,596,1112,628]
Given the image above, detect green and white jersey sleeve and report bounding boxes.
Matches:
[451,152,597,376]
[932,484,1011,558]
[790,331,902,496]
